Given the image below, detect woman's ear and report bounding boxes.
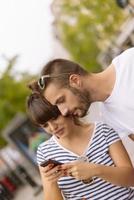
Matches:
[69,74,82,88]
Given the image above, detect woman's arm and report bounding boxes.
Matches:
[62,140,134,187]
[39,164,64,200]
[95,140,134,186]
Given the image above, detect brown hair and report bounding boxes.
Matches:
[26,92,61,126]
[40,58,88,89]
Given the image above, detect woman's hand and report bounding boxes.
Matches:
[39,164,64,200]
[61,161,96,181]
[39,164,64,183]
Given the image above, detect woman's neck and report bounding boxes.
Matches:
[57,123,95,156]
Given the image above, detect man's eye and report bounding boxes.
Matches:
[57,97,65,104]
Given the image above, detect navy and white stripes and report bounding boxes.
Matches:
[37,122,134,200]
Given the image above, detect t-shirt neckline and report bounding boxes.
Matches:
[52,123,97,158]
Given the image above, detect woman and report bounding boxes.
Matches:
[27,88,134,200]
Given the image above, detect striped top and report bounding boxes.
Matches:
[37,122,134,200]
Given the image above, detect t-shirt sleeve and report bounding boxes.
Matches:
[112,47,134,68]
[103,124,121,146]
[36,145,46,165]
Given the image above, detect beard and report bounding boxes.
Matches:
[69,86,92,117]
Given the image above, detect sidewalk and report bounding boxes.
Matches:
[13,173,44,200]
[14,185,43,200]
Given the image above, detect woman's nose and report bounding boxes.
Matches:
[48,121,57,132]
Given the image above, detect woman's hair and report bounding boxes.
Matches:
[40,58,88,89]
[26,85,61,126]
[27,80,85,127]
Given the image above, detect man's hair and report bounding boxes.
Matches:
[41,58,88,88]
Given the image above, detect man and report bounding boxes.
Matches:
[37,48,134,143]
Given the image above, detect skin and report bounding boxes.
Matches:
[38,115,134,200]
[44,84,91,117]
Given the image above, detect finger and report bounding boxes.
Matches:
[47,170,63,181]
[61,163,73,170]
[45,165,61,177]
[39,164,54,173]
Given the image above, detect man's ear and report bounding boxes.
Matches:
[69,74,82,88]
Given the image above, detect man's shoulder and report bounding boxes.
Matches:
[112,48,134,65]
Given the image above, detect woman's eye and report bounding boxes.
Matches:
[52,116,58,120]
[43,123,48,128]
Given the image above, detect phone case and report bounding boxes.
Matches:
[40,159,62,167]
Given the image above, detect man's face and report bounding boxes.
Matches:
[44,83,91,117]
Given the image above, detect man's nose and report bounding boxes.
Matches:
[58,106,69,116]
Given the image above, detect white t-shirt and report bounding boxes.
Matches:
[101,48,134,138]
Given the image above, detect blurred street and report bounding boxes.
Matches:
[13,178,43,200]
[12,164,44,200]
[14,187,43,200]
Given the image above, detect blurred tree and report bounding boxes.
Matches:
[0,56,36,147]
[52,0,128,71]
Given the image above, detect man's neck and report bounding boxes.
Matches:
[84,64,116,102]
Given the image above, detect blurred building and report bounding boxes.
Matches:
[98,4,134,68]
[2,113,50,167]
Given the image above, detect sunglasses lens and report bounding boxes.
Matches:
[39,77,45,89]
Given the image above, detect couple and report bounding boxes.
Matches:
[27,48,134,200]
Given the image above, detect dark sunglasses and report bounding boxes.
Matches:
[38,73,71,90]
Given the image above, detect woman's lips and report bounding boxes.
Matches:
[55,128,64,137]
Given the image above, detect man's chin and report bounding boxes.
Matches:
[74,110,87,118]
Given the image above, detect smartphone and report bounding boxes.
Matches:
[40,159,62,167]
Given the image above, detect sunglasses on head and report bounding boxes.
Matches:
[38,73,71,90]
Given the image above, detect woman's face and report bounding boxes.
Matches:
[42,115,74,139]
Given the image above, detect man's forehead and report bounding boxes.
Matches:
[44,84,63,104]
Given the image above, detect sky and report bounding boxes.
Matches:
[0,0,54,75]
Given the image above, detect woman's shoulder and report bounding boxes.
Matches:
[95,121,120,145]
[38,136,55,150]
[95,122,119,137]
[95,121,116,130]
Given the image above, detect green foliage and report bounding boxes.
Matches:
[0,56,36,147]
[56,0,127,72]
